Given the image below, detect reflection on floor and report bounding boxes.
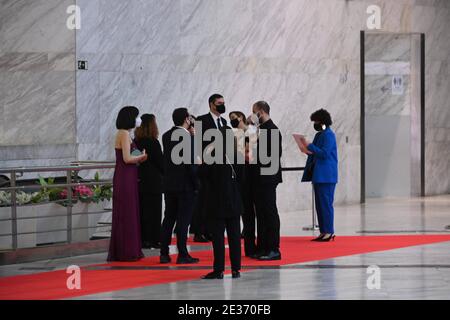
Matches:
[1,195,450,300]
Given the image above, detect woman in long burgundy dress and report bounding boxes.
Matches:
[107,106,148,262]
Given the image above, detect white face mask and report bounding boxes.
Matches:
[250,113,260,126]
[135,117,142,128]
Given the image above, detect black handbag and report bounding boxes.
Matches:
[303,155,316,181]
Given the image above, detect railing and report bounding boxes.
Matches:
[0,163,315,253]
[0,162,115,250]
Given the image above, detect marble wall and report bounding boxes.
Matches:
[75,0,450,212]
[0,0,77,170]
[0,0,449,213]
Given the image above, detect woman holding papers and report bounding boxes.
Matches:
[299,109,338,242]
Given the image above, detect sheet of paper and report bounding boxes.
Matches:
[292,134,306,152]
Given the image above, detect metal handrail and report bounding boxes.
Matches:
[0,163,115,174]
[0,163,115,250]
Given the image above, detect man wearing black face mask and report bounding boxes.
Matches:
[250,101,283,261]
[160,108,200,264]
[190,94,228,243]
[198,94,227,137]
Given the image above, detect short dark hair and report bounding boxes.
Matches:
[208,94,223,106]
[310,108,333,126]
[116,106,139,130]
[172,108,189,126]
[253,101,270,115]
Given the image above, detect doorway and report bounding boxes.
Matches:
[360,31,425,201]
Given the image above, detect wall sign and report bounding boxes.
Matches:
[392,75,404,95]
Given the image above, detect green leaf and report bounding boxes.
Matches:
[38,176,47,186]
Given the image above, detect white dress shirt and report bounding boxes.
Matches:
[210,111,224,129]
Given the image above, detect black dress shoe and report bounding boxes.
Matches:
[202,271,224,279]
[249,251,264,259]
[176,255,200,264]
[258,251,281,261]
[232,270,241,278]
[193,234,209,243]
[160,254,171,264]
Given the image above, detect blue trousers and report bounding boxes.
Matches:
[313,183,336,234]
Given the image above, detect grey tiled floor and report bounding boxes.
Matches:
[1,195,450,300]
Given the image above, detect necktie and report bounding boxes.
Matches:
[217,118,222,129]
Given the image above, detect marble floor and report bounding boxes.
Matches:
[1,195,450,300]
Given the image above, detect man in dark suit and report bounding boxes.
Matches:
[250,101,283,261]
[190,94,228,243]
[201,126,242,279]
[160,108,200,264]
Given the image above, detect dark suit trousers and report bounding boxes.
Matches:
[139,191,162,244]
[191,179,212,236]
[211,216,241,273]
[241,193,257,256]
[254,184,280,253]
[160,191,194,257]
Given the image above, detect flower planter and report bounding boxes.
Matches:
[71,201,111,243]
[0,200,112,250]
[0,205,37,249]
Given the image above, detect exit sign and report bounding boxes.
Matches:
[77,60,88,70]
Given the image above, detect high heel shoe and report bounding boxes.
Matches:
[318,234,335,242]
[311,233,325,241]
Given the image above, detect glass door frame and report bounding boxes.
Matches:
[360,30,425,203]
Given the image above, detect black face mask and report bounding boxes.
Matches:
[314,123,325,132]
[215,104,226,114]
[230,118,240,128]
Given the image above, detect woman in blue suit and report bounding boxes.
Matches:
[300,109,338,242]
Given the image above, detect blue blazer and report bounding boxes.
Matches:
[301,127,338,184]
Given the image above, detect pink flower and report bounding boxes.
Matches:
[74,185,93,197]
[60,189,68,199]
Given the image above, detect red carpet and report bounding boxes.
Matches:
[1,235,450,300]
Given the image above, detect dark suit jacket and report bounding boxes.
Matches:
[252,119,283,185]
[196,112,227,152]
[162,127,198,193]
[134,137,164,194]
[203,126,243,219]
